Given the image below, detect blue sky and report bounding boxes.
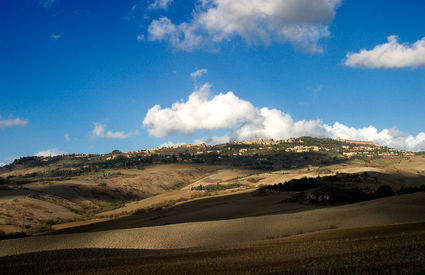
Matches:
[1,0,425,164]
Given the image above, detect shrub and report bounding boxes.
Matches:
[375,185,395,198]
[191,183,244,191]
[0,231,27,240]
[397,184,425,195]
[28,223,52,235]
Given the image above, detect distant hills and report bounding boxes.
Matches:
[1,137,418,173]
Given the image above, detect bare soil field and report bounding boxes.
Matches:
[1,192,425,257]
[1,221,425,274]
[1,156,425,273]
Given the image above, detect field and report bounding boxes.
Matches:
[1,221,425,274]
[1,146,425,273]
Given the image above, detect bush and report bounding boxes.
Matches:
[191,183,243,191]
[258,177,321,192]
[398,184,425,195]
[0,231,27,240]
[28,223,52,235]
[375,185,395,198]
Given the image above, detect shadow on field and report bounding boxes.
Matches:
[50,171,425,235]
[2,222,425,275]
[51,191,316,234]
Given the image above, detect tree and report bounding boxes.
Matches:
[375,185,395,198]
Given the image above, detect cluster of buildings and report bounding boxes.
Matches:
[233,136,306,146]
[336,137,378,147]
[89,136,416,161]
[285,146,323,153]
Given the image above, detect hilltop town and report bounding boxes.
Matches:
[3,136,417,174]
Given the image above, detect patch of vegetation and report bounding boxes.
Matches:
[257,173,411,205]
[45,217,72,225]
[0,230,27,240]
[191,182,245,191]
[260,178,321,192]
[0,176,31,185]
[27,223,53,235]
[398,185,425,195]
[0,185,13,190]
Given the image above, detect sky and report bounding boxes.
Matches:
[1,0,425,164]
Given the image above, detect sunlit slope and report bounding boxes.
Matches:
[1,192,425,257]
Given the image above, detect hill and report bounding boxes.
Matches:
[0,137,424,235]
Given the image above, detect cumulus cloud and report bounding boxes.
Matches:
[160,141,184,148]
[0,117,28,129]
[148,0,340,52]
[194,135,230,145]
[143,83,425,151]
[148,0,173,10]
[0,156,20,167]
[36,148,65,157]
[92,123,139,139]
[345,35,425,69]
[190,68,208,78]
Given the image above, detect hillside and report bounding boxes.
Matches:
[1,192,425,256]
[0,137,424,235]
[0,137,425,273]
[2,221,425,274]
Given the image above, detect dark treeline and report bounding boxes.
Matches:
[257,174,425,204]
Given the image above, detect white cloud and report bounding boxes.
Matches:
[36,148,65,157]
[39,0,59,8]
[0,117,28,129]
[51,33,63,40]
[345,35,425,69]
[0,156,20,166]
[143,83,425,151]
[64,133,70,142]
[148,0,340,52]
[91,123,139,139]
[160,141,184,148]
[194,135,230,145]
[137,34,145,41]
[190,68,208,78]
[148,0,173,10]
[6,156,19,164]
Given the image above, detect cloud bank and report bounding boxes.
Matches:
[148,0,340,52]
[92,123,138,139]
[345,35,425,69]
[36,148,65,157]
[0,117,28,129]
[143,83,425,151]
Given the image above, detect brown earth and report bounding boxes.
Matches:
[1,221,425,274]
[1,192,425,257]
